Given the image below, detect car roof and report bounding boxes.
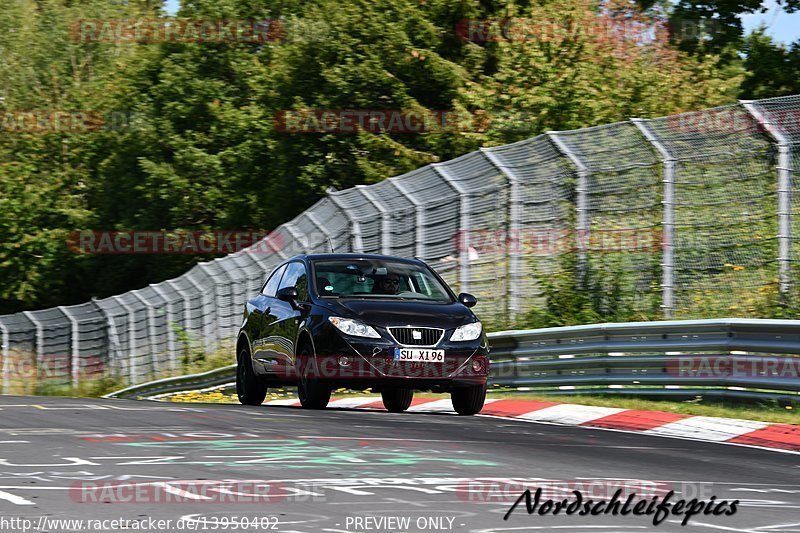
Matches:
[290,253,425,265]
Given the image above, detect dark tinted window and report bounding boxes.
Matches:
[279,262,309,301]
[312,259,452,302]
[262,264,286,297]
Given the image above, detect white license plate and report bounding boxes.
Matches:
[393,348,445,363]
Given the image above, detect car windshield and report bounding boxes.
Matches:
[312,259,453,302]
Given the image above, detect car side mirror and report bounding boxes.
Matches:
[458,293,478,308]
[277,287,299,304]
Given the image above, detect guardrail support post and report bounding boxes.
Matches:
[547,132,590,284]
[482,148,522,324]
[432,163,471,294]
[358,185,391,255]
[741,101,793,301]
[327,190,365,253]
[58,306,81,388]
[632,118,676,318]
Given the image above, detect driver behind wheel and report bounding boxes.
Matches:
[373,273,401,295]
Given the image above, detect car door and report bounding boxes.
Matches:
[250,263,286,375]
[272,261,310,375]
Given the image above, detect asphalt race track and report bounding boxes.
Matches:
[0,396,798,533]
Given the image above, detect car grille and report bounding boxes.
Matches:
[388,327,443,346]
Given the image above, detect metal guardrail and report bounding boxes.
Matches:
[106,319,800,404]
[105,364,235,400]
[488,318,800,403]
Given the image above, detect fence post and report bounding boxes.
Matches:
[632,118,676,318]
[197,263,227,350]
[327,189,365,253]
[481,148,522,324]
[283,222,308,257]
[741,101,793,300]
[150,284,179,372]
[358,185,392,255]
[0,320,9,394]
[432,163,471,294]
[130,291,161,376]
[91,298,119,379]
[58,306,81,388]
[21,311,43,385]
[112,297,139,384]
[547,132,590,283]
[184,271,215,353]
[306,210,335,252]
[267,235,289,261]
[388,178,425,259]
[166,278,195,365]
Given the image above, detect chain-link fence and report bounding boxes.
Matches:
[2,95,798,391]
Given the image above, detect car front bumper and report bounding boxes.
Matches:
[311,333,489,391]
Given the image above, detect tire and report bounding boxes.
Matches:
[451,383,487,416]
[381,389,413,413]
[297,345,331,410]
[236,348,267,406]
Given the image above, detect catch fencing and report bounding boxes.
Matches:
[2,95,799,390]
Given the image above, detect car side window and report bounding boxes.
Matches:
[262,264,287,297]
[278,262,309,301]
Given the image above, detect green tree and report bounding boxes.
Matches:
[459,0,741,142]
[740,29,800,99]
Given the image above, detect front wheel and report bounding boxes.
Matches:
[451,383,487,415]
[297,346,331,409]
[236,349,267,406]
[381,389,414,413]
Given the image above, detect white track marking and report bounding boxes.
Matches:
[688,522,760,532]
[264,399,301,406]
[644,417,770,442]
[327,398,380,409]
[478,414,800,456]
[516,404,625,425]
[297,436,471,442]
[0,490,35,505]
[407,399,455,412]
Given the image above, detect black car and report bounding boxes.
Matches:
[235,253,490,415]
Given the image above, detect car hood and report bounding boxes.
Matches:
[322,298,475,329]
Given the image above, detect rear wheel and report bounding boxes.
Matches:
[381,389,414,413]
[451,383,487,415]
[297,345,331,409]
[236,348,267,406]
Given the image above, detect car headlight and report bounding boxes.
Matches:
[450,321,482,342]
[329,316,381,339]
